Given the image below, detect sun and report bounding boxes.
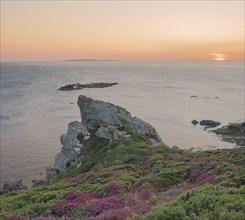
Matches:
[214,57,226,61]
[210,53,227,61]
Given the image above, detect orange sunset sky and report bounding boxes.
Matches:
[1,1,244,61]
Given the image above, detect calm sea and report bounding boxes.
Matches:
[1,60,244,186]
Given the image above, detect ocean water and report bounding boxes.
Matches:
[0,60,244,186]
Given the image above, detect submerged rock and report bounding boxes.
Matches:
[47,96,164,179]
[199,120,221,129]
[212,121,245,147]
[58,82,118,91]
[191,120,198,125]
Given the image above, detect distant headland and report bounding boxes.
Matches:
[64,59,119,61]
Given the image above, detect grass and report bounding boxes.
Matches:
[1,133,244,220]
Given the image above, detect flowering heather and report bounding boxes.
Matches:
[96,182,128,198]
[6,216,28,220]
[124,194,138,206]
[89,196,126,216]
[2,131,244,220]
[64,191,78,201]
[138,189,155,201]
[131,181,142,192]
[52,200,69,216]
[65,191,94,202]
[52,191,95,217]
[75,192,95,203]
[86,208,133,220]
[187,168,201,183]
[7,216,56,220]
[32,217,55,220]
[198,174,217,185]
[133,204,152,214]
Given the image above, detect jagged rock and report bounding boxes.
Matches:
[47,95,164,179]
[46,167,58,181]
[60,121,90,148]
[58,82,118,91]
[212,121,245,146]
[77,95,163,143]
[95,127,112,140]
[52,121,90,171]
[199,120,221,129]
[95,125,132,141]
[0,180,27,195]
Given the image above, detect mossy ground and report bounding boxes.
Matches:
[1,134,244,220]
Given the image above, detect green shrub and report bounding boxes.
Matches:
[156,168,185,188]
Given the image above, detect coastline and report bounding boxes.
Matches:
[1,96,244,220]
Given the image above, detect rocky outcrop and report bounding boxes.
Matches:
[51,121,90,172]
[212,121,245,147]
[47,96,164,180]
[58,82,118,91]
[0,180,27,195]
[199,120,221,128]
[191,119,221,129]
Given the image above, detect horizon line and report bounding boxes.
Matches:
[1,59,245,63]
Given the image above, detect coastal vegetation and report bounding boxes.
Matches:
[1,133,244,220]
[1,96,244,220]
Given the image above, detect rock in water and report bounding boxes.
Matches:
[212,121,245,146]
[199,120,221,129]
[47,96,164,179]
[191,120,198,125]
[58,82,118,91]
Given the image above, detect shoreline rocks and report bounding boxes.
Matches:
[191,120,244,146]
[47,95,164,180]
[199,120,221,129]
[0,180,27,195]
[191,119,221,129]
[212,121,245,147]
[58,82,118,91]
[191,120,198,125]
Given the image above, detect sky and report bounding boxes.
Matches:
[1,1,244,61]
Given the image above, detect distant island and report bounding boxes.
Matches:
[64,59,119,61]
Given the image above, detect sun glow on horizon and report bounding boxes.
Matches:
[1,1,244,61]
[210,53,228,61]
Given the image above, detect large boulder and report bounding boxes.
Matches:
[47,96,164,179]
[77,95,163,143]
